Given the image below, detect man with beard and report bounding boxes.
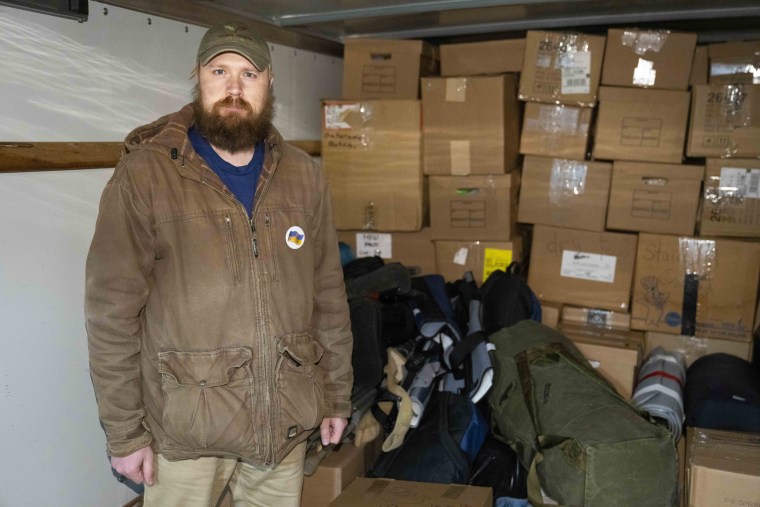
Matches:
[85,21,353,506]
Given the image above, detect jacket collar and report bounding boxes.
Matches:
[123,104,284,186]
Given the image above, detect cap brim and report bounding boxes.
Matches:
[198,42,270,71]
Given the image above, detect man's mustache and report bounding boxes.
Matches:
[214,96,253,112]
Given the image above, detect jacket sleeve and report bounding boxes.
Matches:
[85,161,155,457]
[311,177,354,418]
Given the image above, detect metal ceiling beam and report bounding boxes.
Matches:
[274,0,575,26]
[345,5,760,39]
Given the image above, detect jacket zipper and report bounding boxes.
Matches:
[252,148,281,467]
[199,146,281,466]
[225,214,242,285]
[251,217,259,258]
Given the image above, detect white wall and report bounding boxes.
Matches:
[0,3,342,506]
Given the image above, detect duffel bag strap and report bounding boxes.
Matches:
[526,443,571,507]
[515,350,573,507]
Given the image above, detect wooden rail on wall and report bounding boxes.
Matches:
[0,140,321,172]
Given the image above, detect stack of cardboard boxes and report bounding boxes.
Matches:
[317,30,760,507]
[325,39,437,276]
[424,43,523,285]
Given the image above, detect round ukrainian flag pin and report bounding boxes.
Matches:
[285,226,305,250]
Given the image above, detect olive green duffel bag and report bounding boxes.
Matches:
[488,320,678,507]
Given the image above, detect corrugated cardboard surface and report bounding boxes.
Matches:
[342,39,438,100]
[699,158,760,238]
[687,84,760,158]
[685,427,760,507]
[337,228,437,276]
[328,478,492,507]
[528,225,638,311]
[606,161,704,235]
[301,443,366,507]
[429,173,519,241]
[561,323,644,398]
[434,237,523,285]
[562,306,632,330]
[593,86,690,163]
[631,233,760,341]
[601,29,697,90]
[519,30,606,106]
[422,75,520,175]
[707,40,760,85]
[690,45,709,87]
[644,332,753,367]
[440,38,525,76]
[519,103,592,159]
[541,301,564,329]
[518,155,612,232]
[322,100,424,231]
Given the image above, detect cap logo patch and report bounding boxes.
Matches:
[285,226,305,250]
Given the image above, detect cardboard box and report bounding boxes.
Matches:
[434,238,523,285]
[631,233,760,341]
[562,306,632,330]
[422,75,520,175]
[708,40,760,85]
[301,443,366,507]
[699,158,760,238]
[337,229,436,276]
[606,161,704,235]
[687,84,760,158]
[541,301,564,329]
[519,30,606,106]
[519,103,592,159]
[685,427,760,507]
[328,478,492,507]
[342,39,438,100]
[601,29,697,90]
[429,173,519,241]
[440,38,525,76]
[593,86,690,163]
[645,331,753,367]
[518,155,612,232]
[690,45,709,87]
[561,324,644,398]
[322,100,424,231]
[528,225,638,311]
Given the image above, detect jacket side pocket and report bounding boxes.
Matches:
[275,332,325,449]
[159,347,254,452]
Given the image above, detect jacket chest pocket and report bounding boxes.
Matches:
[158,347,255,452]
[275,333,325,450]
[259,210,314,283]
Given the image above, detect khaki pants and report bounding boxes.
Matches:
[143,443,306,507]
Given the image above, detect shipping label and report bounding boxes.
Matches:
[560,250,617,283]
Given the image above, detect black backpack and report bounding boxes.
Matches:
[343,260,414,388]
[368,390,488,485]
[685,353,760,433]
[479,262,541,334]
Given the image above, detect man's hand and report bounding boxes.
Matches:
[111,446,154,486]
[319,417,348,446]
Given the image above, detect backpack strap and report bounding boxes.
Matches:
[448,330,488,371]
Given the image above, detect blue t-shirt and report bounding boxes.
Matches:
[188,125,264,218]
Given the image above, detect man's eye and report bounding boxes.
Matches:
[212,69,225,75]
[243,72,257,78]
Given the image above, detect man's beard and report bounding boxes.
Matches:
[192,85,275,154]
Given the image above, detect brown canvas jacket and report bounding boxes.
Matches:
[85,105,353,467]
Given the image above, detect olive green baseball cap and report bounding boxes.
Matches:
[197,21,271,71]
